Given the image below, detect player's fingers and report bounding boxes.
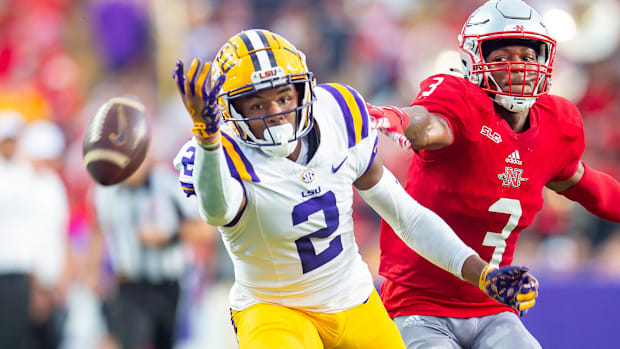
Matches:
[213,73,226,94]
[208,73,227,106]
[523,273,539,289]
[516,290,537,302]
[199,62,212,99]
[187,58,201,97]
[196,63,210,100]
[183,74,197,118]
[173,60,185,95]
[517,299,536,311]
[386,131,411,150]
[374,117,391,130]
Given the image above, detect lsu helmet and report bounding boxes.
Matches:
[458,0,557,112]
[210,29,316,150]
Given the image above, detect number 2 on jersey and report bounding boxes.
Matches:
[293,191,342,274]
[482,198,522,268]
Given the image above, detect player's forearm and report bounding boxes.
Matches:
[403,106,453,150]
[194,142,245,226]
[461,255,490,286]
[357,168,477,279]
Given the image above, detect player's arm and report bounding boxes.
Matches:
[354,158,477,281]
[172,58,245,226]
[355,158,538,314]
[547,161,620,222]
[367,103,453,150]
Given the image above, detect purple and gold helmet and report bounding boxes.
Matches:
[211,29,316,148]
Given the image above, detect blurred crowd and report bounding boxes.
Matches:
[1,0,619,348]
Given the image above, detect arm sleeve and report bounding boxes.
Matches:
[558,162,620,222]
[192,142,245,226]
[357,167,477,279]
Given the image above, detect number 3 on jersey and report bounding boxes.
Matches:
[421,77,444,97]
[482,198,522,268]
[293,191,343,274]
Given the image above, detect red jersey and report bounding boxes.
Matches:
[379,74,585,318]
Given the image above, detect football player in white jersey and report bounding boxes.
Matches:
[172,29,539,349]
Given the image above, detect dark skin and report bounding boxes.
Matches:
[232,84,303,162]
[402,44,584,192]
[231,84,490,287]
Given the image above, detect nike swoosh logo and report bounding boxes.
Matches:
[331,156,348,173]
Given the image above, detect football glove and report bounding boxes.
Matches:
[479,265,539,317]
[366,103,411,150]
[173,58,226,149]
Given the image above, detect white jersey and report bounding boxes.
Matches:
[176,83,379,312]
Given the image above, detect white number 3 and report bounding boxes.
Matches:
[421,77,444,97]
[482,198,522,268]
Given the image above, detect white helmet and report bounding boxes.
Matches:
[458,0,557,112]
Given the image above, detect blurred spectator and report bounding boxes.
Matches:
[0,115,70,349]
[18,120,70,349]
[0,110,30,349]
[87,154,211,349]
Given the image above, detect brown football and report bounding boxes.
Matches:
[83,96,150,185]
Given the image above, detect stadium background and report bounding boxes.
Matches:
[1,0,619,347]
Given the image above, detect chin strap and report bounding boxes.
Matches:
[494,94,537,112]
[486,73,538,112]
[559,162,620,222]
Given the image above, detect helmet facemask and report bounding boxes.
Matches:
[224,75,315,157]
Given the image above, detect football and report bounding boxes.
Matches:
[83,96,150,185]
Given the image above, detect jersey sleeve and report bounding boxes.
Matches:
[172,135,261,198]
[411,74,472,143]
[172,139,197,197]
[317,83,378,178]
[549,96,586,181]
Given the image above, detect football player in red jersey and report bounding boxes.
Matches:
[367,0,620,348]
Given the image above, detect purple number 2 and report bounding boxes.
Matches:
[293,191,342,274]
[181,146,196,176]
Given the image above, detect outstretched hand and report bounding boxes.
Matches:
[173,58,227,148]
[479,265,539,317]
[366,103,411,150]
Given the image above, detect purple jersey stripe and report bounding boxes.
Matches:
[181,181,195,197]
[344,84,369,139]
[319,84,356,148]
[221,145,242,181]
[363,136,379,175]
[222,133,260,182]
[222,178,247,228]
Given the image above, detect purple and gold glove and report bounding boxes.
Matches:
[173,58,226,149]
[479,265,539,316]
